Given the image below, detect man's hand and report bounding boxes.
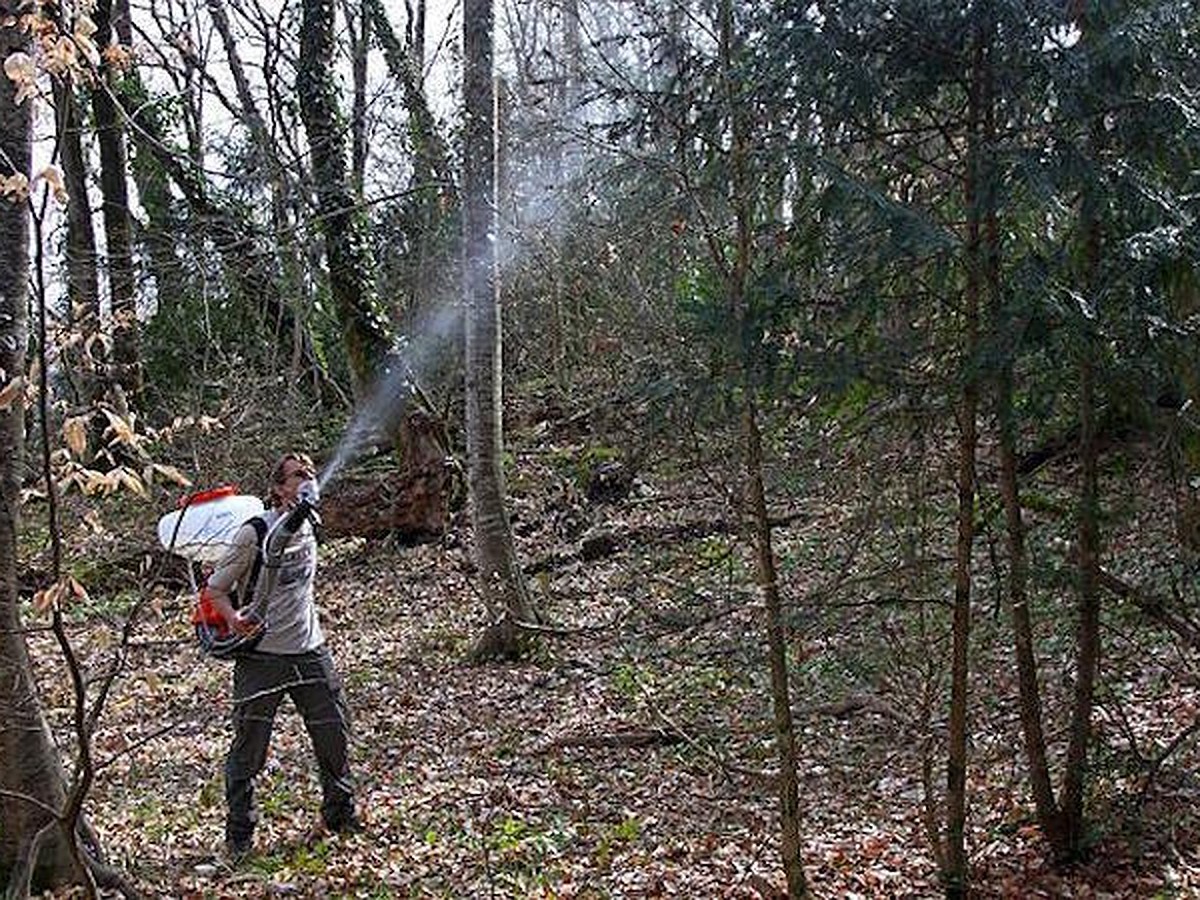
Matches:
[209,586,262,637]
[230,610,263,637]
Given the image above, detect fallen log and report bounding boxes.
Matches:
[1098,567,1200,652]
[1050,538,1200,652]
[527,509,809,574]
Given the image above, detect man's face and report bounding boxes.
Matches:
[278,458,315,508]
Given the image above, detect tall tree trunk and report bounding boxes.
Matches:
[1060,2,1105,857]
[987,18,1068,856]
[365,0,452,192]
[366,0,458,322]
[53,83,99,328]
[413,0,425,71]
[547,0,581,387]
[718,0,806,895]
[92,0,141,410]
[0,11,76,888]
[997,277,1066,857]
[463,0,538,661]
[1062,146,1104,859]
[206,0,315,383]
[111,0,132,45]
[744,396,807,898]
[52,79,101,410]
[562,0,581,106]
[944,17,985,898]
[298,0,391,398]
[346,0,370,197]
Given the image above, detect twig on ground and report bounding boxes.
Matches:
[548,728,683,750]
[630,671,771,782]
[1139,716,1200,805]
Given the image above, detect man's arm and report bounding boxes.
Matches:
[207,523,262,636]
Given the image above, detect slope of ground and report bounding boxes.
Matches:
[18,420,1200,898]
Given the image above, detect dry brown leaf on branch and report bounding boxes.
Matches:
[149,587,169,620]
[101,407,145,452]
[115,466,147,497]
[31,588,53,619]
[81,468,118,496]
[0,376,22,411]
[32,586,57,613]
[0,171,29,199]
[146,462,192,488]
[34,164,68,204]
[66,575,89,603]
[63,414,90,458]
[33,576,87,614]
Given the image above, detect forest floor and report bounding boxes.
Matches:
[19,404,1200,899]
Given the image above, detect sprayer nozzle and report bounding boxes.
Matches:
[282,485,321,533]
[297,479,320,507]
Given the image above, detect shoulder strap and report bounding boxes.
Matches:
[234,517,269,610]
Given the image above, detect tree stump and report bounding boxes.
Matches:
[319,412,455,541]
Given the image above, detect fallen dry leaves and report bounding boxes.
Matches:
[19,430,1200,899]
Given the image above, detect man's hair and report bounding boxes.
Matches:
[268,452,315,506]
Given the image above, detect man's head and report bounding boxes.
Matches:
[269,452,316,509]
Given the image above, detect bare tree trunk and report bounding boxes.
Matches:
[365,0,453,193]
[745,397,807,898]
[413,0,425,71]
[985,25,1068,855]
[53,83,99,329]
[366,0,458,322]
[549,0,581,387]
[945,271,977,900]
[1063,173,1103,857]
[206,0,315,383]
[1060,3,1104,858]
[562,0,581,104]
[997,334,1066,855]
[112,0,133,45]
[464,0,538,661]
[51,79,101,410]
[346,0,370,197]
[298,0,392,398]
[944,19,985,898]
[0,12,76,887]
[92,0,142,409]
[718,0,806,894]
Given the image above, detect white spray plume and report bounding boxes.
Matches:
[318,120,593,491]
[319,300,462,490]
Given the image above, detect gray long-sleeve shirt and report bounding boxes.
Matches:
[208,509,325,654]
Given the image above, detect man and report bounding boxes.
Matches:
[207,452,358,861]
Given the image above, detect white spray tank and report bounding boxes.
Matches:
[157,486,265,563]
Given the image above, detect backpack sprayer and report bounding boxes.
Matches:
[158,479,321,658]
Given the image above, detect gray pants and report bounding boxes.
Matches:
[224,647,355,844]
